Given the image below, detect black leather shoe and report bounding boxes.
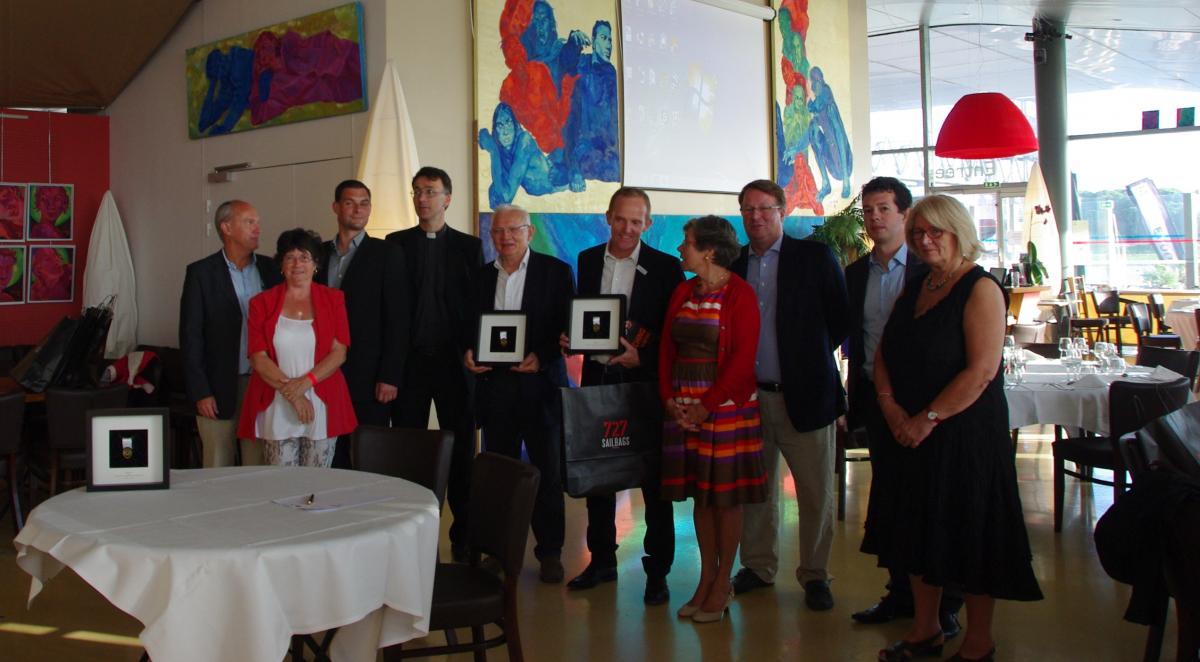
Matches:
[803,580,835,611]
[539,557,565,583]
[851,594,915,623]
[940,610,962,640]
[731,568,773,595]
[450,543,470,564]
[878,631,944,661]
[643,575,670,605]
[566,564,618,590]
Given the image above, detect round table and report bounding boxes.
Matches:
[14,466,440,662]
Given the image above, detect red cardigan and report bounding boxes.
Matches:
[237,283,358,440]
[657,274,761,411]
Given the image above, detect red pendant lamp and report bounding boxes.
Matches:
[934,92,1038,159]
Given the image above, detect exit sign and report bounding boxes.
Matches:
[983,181,1001,188]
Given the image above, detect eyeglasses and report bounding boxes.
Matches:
[282,253,314,264]
[740,205,782,215]
[490,224,530,237]
[411,188,445,199]
[911,227,945,241]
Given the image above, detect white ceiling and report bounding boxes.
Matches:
[866,1,1200,113]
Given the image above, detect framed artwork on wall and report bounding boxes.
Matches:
[28,245,74,303]
[0,246,25,304]
[27,183,72,240]
[0,183,26,241]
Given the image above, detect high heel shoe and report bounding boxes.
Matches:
[676,601,701,618]
[878,630,944,661]
[691,587,734,623]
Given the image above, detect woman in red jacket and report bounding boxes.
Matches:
[237,229,356,466]
[659,215,766,623]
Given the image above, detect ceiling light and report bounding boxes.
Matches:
[935,92,1038,159]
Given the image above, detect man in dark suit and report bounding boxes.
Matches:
[180,200,282,467]
[387,166,482,562]
[845,177,962,637]
[317,179,409,469]
[730,179,849,611]
[561,187,684,605]
[465,204,574,583]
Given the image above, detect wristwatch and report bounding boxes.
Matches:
[926,410,941,425]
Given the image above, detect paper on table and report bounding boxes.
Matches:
[1150,365,1186,382]
[272,490,396,512]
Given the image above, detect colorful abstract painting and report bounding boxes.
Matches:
[26,183,73,240]
[186,3,368,139]
[28,245,74,303]
[479,212,821,270]
[475,0,620,213]
[0,183,25,241]
[0,246,24,304]
[771,0,854,216]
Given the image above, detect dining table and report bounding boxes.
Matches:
[1004,358,1186,435]
[13,465,440,662]
[1165,298,1200,350]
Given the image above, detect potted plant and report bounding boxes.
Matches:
[1023,241,1048,285]
[809,195,868,267]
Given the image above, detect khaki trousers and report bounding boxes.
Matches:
[195,376,263,467]
[739,390,836,584]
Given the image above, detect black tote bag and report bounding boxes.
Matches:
[560,381,664,497]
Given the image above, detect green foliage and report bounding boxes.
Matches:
[809,195,868,267]
[1143,265,1181,289]
[1024,241,1048,285]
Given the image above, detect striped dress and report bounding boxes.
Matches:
[660,284,766,507]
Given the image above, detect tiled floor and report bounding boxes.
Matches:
[0,430,1178,660]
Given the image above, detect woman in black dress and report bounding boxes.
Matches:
[865,195,1041,662]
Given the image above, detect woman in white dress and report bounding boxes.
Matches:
[237,229,357,466]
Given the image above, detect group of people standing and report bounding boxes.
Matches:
[179,166,1040,661]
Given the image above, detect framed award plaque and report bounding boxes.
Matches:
[86,408,170,491]
[568,295,626,354]
[476,312,528,365]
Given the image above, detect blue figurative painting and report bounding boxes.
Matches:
[480,213,823,270]
[476,0,620,212]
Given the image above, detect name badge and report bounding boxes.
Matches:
[636,265,648,275]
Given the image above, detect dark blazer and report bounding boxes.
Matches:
[179,250,282,419]
[844,247,927,428]
[732,235,849,432]
[386,225,483,354]
[316,234,409,403]
[576,242,684,386]
[473,250,575,373]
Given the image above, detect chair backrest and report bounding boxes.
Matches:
[1018,342,1058,359]
[1132,400,1200,480]
[1148,293,1169,329]
[45,385,129,451]
[1093,288,1121,316]
[467,452,540,578]
[351,425,454,506]
[1126,301,1154,337]
[1107,378,1190,479]
[1135,346,1200,389]
[0,390,25,455]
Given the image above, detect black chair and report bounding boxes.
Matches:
[388,452,540,662]
[1148,293,1173,335]
[139,345,201,468]
[835,426,869,521]
[1129,302,1182,350]
[29,385,128,503]
[0,390,26,532]
[352,426,454,506]
[1136,346,1200,390]
[1018,342,1059,359]
[1067,299,1109,345]
[1053,377,1190,532]
[1092,289,1133,353]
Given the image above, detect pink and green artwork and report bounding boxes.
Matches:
[0,183,26,241]
[0,246,24,304]
[28,245,74,303]
[27,183,73,240]
[186,3,368,139]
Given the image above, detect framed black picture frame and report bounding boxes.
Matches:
[568,295,626,354]
[477,312,528,365]
[86,408,170,492]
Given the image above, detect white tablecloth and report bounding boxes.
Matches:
[1166,298,1200,350]
[1005,361,1180,435]
[13,466,440,662]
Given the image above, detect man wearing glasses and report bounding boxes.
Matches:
[387,167,483,562]
[465,204,575,583]
[316,179,408,469]
[729,179,850,611]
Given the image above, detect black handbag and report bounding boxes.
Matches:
[560,381,663,497]
[10,315,82,392]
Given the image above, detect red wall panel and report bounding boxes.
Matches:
[0,109,109,347]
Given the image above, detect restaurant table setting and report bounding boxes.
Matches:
[13,465,440,662]
[1003,338,1187,435]
[1165,297,1200,350]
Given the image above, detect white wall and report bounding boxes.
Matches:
[108,0,866,347]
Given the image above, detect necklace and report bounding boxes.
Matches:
[699,270,730,293]
[925,261,963,291]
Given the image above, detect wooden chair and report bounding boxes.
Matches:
[1018,342,1059,359]
[1148,293,1173,335]
[1129,302,1183,350]
[1052,377,1189,532]
[28,385,128,505]
[1091,288,1133,352]
[352,426,454,507]
[139,345,202,469]
[835,426,870,521]
[387,452,540,661]
[0,390,26,532]
[1136,346,1200,390]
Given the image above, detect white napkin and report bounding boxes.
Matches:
[1022,349,1043,362]
[1075,373,1108,389]
[1150,365,1186,382]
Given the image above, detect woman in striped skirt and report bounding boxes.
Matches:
[659,215,767,623]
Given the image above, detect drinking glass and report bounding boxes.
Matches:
[1060,347,1082,382]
